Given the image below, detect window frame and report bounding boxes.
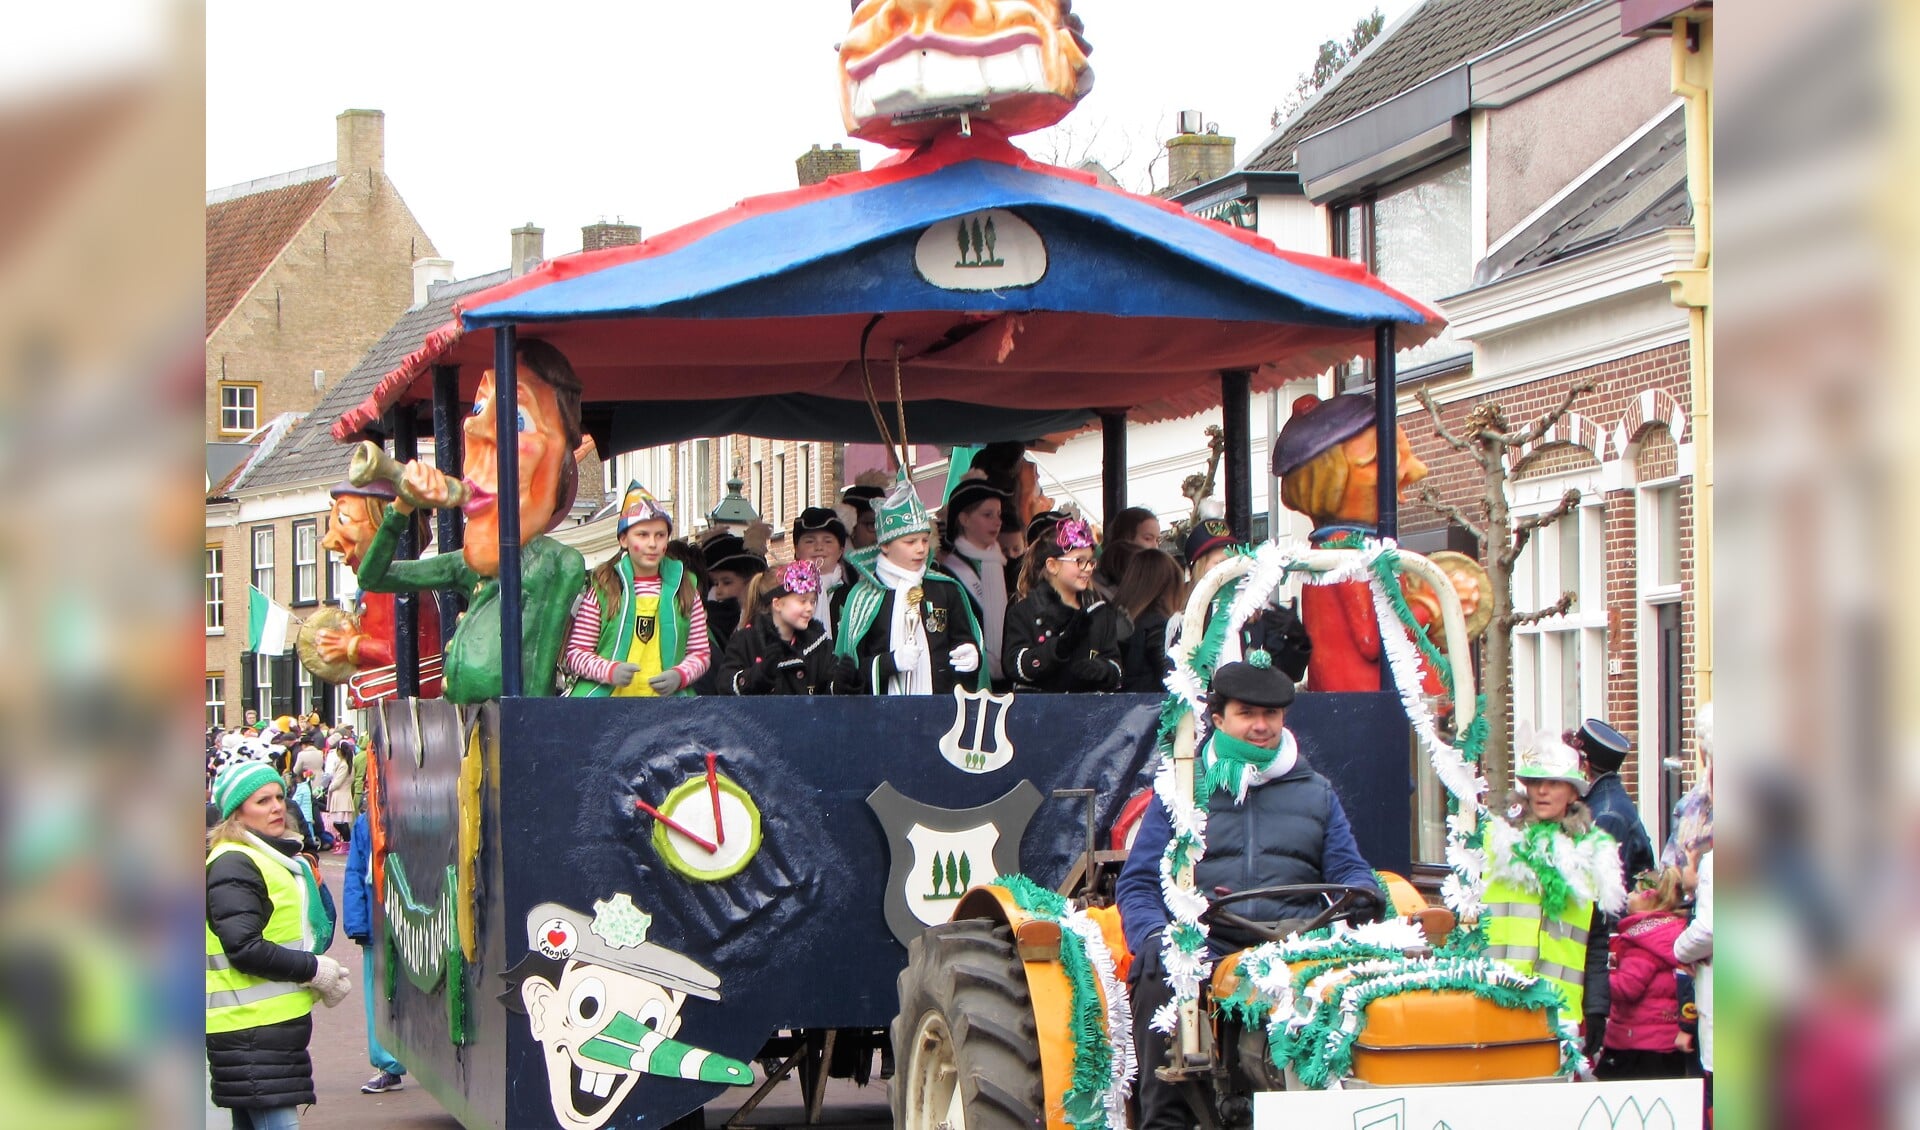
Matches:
[292,519,319,606]
[1509,468,1607,739]
[296,659,317,717]
[253,651,274,719]
[206,672,225,729]
[205,545,225,635]
[219,382,260,435]
[250,525,274,601]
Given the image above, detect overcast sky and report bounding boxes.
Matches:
[206,1,1411,276]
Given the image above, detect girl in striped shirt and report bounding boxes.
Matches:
[563,482,709,697]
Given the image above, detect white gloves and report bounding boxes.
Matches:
[890,643,924,674]
[308,954,351,1008]
[609,662,641,687]
[949,642,980,674]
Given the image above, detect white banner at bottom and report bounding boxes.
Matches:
[1253,1078,1703,1130]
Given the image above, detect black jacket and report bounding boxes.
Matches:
[718,613,837,695]
[1003,585,1125,693]
[1581,772,1655,1017]
[1120,607,1172,693]
[205,834,320,1110]
[844,576,980,695]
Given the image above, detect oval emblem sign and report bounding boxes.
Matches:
[915,209,1047,291]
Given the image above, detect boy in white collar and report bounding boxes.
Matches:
[833,476,984,696]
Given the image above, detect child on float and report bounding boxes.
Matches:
[1596,865,1691,1081]
[938,471,1014,687]
[833,477,984,695]
[562,482,709,697]
[700,530,768,654]
[1114,548,1184,692]
[790,506,854,639]
[1002,518,1125,693]
[1480,731,1628,1029]
[717,561,838,696]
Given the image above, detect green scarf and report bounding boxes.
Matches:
[1508,821,1579,919]
[1200,729,1282,804]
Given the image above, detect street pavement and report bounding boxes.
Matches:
[207,852,892,1128]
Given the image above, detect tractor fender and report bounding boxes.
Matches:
[951,887,1089,1130]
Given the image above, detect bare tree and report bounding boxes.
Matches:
[1028,114,1168,194]
[1168,424,1227,546]
[1414,380,1596,795]
[1274,8,1386,124]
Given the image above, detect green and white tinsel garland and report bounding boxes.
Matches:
[989,876,1135,1129]
[1154,538,1494,1038]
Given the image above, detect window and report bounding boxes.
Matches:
[333,681,352,724]
[799,443,814,509]
[1330,156,1473,385]
[292,520,318,605]
[694,439,714,515]
[750,448,764,515]
[253,652,274,719]
[297,661,317,717]
[206,674,225,729]
[220,383,258,433]
[773,451,787,530]
[205,546,225,633]
[251,526,274,598]
[1511,478,1606,738]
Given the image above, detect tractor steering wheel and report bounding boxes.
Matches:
[1199,883,1387,944]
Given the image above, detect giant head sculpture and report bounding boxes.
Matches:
[1274,394,1428,529]
[839,0,1093,149]
[458,340,582,577]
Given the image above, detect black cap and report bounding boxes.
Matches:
[1572,718,1631,772]
[841,484,885,512]
[791,506,848,545]
[1210,661,1295,709]
[1024,509,1068,546]
[1184,518,1234,565]
[703,534,767,577]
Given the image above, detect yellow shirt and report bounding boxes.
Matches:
[613,594,664,697]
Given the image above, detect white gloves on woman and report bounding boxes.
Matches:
[949,642,980,673]
[308,954,352,1008]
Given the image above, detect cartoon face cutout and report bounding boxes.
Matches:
[839,0,1093,147]
[461,367,568,578]
[520,959,687,1130]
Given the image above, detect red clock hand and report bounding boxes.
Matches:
[706,752,725,846]
[635,798,719,854]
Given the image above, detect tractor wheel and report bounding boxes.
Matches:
[892,919,1048,1130]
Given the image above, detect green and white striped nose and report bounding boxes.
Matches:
[579,1011,753,1086]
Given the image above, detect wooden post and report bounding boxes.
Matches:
[1220,370,1253,541]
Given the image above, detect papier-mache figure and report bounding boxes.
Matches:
[353,340,587,701]
[502,893,750,1130]
[305,479,443,706]
[834,475,984,695]
[838,0,1094,149]
[1274,393,1429,692]
[563,482,709,698]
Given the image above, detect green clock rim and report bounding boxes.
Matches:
[650,774,762,881]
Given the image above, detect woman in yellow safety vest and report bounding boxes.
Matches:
[206,761,352,1129]
[1481,732,1628,1028]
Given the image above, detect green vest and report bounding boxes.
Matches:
[1483,877,1593,1015]
[566,555,694,698]
[204,839,322,1034]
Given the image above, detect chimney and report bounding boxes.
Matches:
[1164,112,1235,194]
[412,258,455,307]
[795,142,862,187]
[336,109,385,175]
[510,223,544,278]
[582,219,642,252]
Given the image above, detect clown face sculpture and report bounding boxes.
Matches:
[839,0,1093,148]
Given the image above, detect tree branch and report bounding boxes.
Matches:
[1499,489,1579,568]
[1519,378,1597,446]
[1509,591,1575,627]
[1416,483,1488,541]
[1415,388,1474,454]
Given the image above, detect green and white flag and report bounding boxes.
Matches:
[247,585,293,654]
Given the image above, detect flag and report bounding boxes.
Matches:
[248,585,293,654]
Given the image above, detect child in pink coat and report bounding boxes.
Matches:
[1597,866,1690,1080]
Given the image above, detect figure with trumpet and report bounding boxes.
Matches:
[302,478,444,706]
[351,339,587,702]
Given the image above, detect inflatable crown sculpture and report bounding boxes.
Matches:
[839,0,1094,149]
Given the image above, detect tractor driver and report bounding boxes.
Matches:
[1115,658,1377,1129]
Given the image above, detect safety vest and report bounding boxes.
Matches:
[205,839,317,1034]
[1482,877,1593,1015]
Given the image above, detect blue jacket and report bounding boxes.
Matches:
[1115,741,1375,958]
[344,812,374,943]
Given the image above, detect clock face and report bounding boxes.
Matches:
[649,770,762,881]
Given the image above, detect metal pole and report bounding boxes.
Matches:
[1373,324,1397,695]
[1220,369,1253,542]
[1099,411,1127,531]
[391,407,421,700]
[431,364,465,633]
[495,326,523,698]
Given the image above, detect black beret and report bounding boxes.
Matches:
[1024,509,1068,546]
[1210,661,1295,709]
[1272,393,1375,477]
[1573,718,1632,771]
[791,506,848,544]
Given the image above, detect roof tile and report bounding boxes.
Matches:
[204,174,336,337]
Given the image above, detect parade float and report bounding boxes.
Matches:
[304,4,1697,1127]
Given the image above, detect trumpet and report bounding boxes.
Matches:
[348,440,471,510]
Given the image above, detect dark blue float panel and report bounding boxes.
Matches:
[375,692,1411,1129]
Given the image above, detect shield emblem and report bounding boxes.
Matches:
[938,686,1016,773]
[634,613,656,645]
[925,604,948,633]
[866,780,1043,946]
